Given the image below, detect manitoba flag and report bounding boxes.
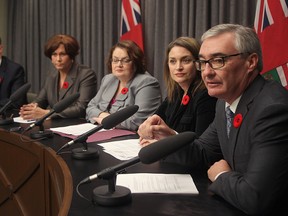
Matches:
[254,0,288,89]
[120,0,144,51]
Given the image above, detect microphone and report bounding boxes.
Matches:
[102,104,139,129]
[0,83,31,125]
[80,131,197,184]
[138,131,197,164]
[25,92,80,139]
[57,105,139,160]
[77,131,197,206]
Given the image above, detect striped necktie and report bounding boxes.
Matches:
[225,106,234,137]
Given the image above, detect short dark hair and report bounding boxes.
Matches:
[106,40,146,74]
[0,37,2,45]
[44,34,80,60]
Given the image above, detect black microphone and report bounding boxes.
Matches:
[77,131,197,206]
[139,131,197,164]
[25,92,80,139]
[102,105,139,129]
[57,105,139,159]
[79,131,197,184]
[0,83,31,125]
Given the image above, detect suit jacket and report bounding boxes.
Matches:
[0,56,26,108]
[35,62,97,118]
[164,75,288,215]
[86,72,162,131]
[155,83,217,136]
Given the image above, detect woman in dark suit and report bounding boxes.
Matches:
[139,37,217,145]
[86,40,162,131]
[19,34,97,119]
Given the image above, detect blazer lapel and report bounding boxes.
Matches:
[59,63,77,100]
[228,75,266,168]
[0,57,8,83]
[116,77,133,102]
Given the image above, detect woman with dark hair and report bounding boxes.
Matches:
[20,34,97,119]
[139,37,217,145]
[86,40,162,131]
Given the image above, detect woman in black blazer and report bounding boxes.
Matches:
[139,37,217,145]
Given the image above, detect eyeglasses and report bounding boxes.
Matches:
[194,53,244,71]
[111,58,132,65]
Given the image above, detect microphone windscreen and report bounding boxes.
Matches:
[138,131,197,164]
[9,83,31,102]
[53,92,80,113]
[102,105,139,129]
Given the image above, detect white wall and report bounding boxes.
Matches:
[0,0,7,55]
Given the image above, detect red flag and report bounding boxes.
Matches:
[254,0,288,89]
[120,0,144,51]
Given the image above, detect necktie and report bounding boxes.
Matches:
[225,106,234,137]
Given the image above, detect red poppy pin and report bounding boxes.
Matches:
[121,87,128,94]
[62,82,69,89]
[233,113,243,128]
[0,76,3,83]
[182,95,190,105]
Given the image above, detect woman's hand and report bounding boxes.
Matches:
[93,112,110,124]
[19,103,49,120]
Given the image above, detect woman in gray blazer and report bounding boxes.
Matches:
[19,34,97,120]
[86,40,162,131]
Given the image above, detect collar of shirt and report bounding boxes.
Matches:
[225,96,241,113]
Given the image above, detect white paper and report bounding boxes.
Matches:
[116,173,199,194]
[98,139,141,160]
[13,116,36,124]
[50,123,106,136]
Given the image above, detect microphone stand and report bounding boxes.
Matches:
[92,157,140,206]
[57,124,103,160]
[0,113,14,125]
[71,137,100,160]
[30,124,53,139]
[0,102,14,125]
[92,172,132,206]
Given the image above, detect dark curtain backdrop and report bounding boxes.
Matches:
[6,0,257,97]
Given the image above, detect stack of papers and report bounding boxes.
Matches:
[98,139,141,160]
[50,123,139,160]
[50,122,97,136]
[13,117,36,123]
[116,173,199,194]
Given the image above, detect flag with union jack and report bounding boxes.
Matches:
[120,0,144,51]
[254,0,288,89]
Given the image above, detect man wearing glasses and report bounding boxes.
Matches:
[138,24,288,215]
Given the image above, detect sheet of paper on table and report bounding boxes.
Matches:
[98,139,141,160]
[50,123,100,135]
[116,173,199,194]
[13,116,36,123]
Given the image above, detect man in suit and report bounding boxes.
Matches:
[0,37,26,108]
[137,24,288,215]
